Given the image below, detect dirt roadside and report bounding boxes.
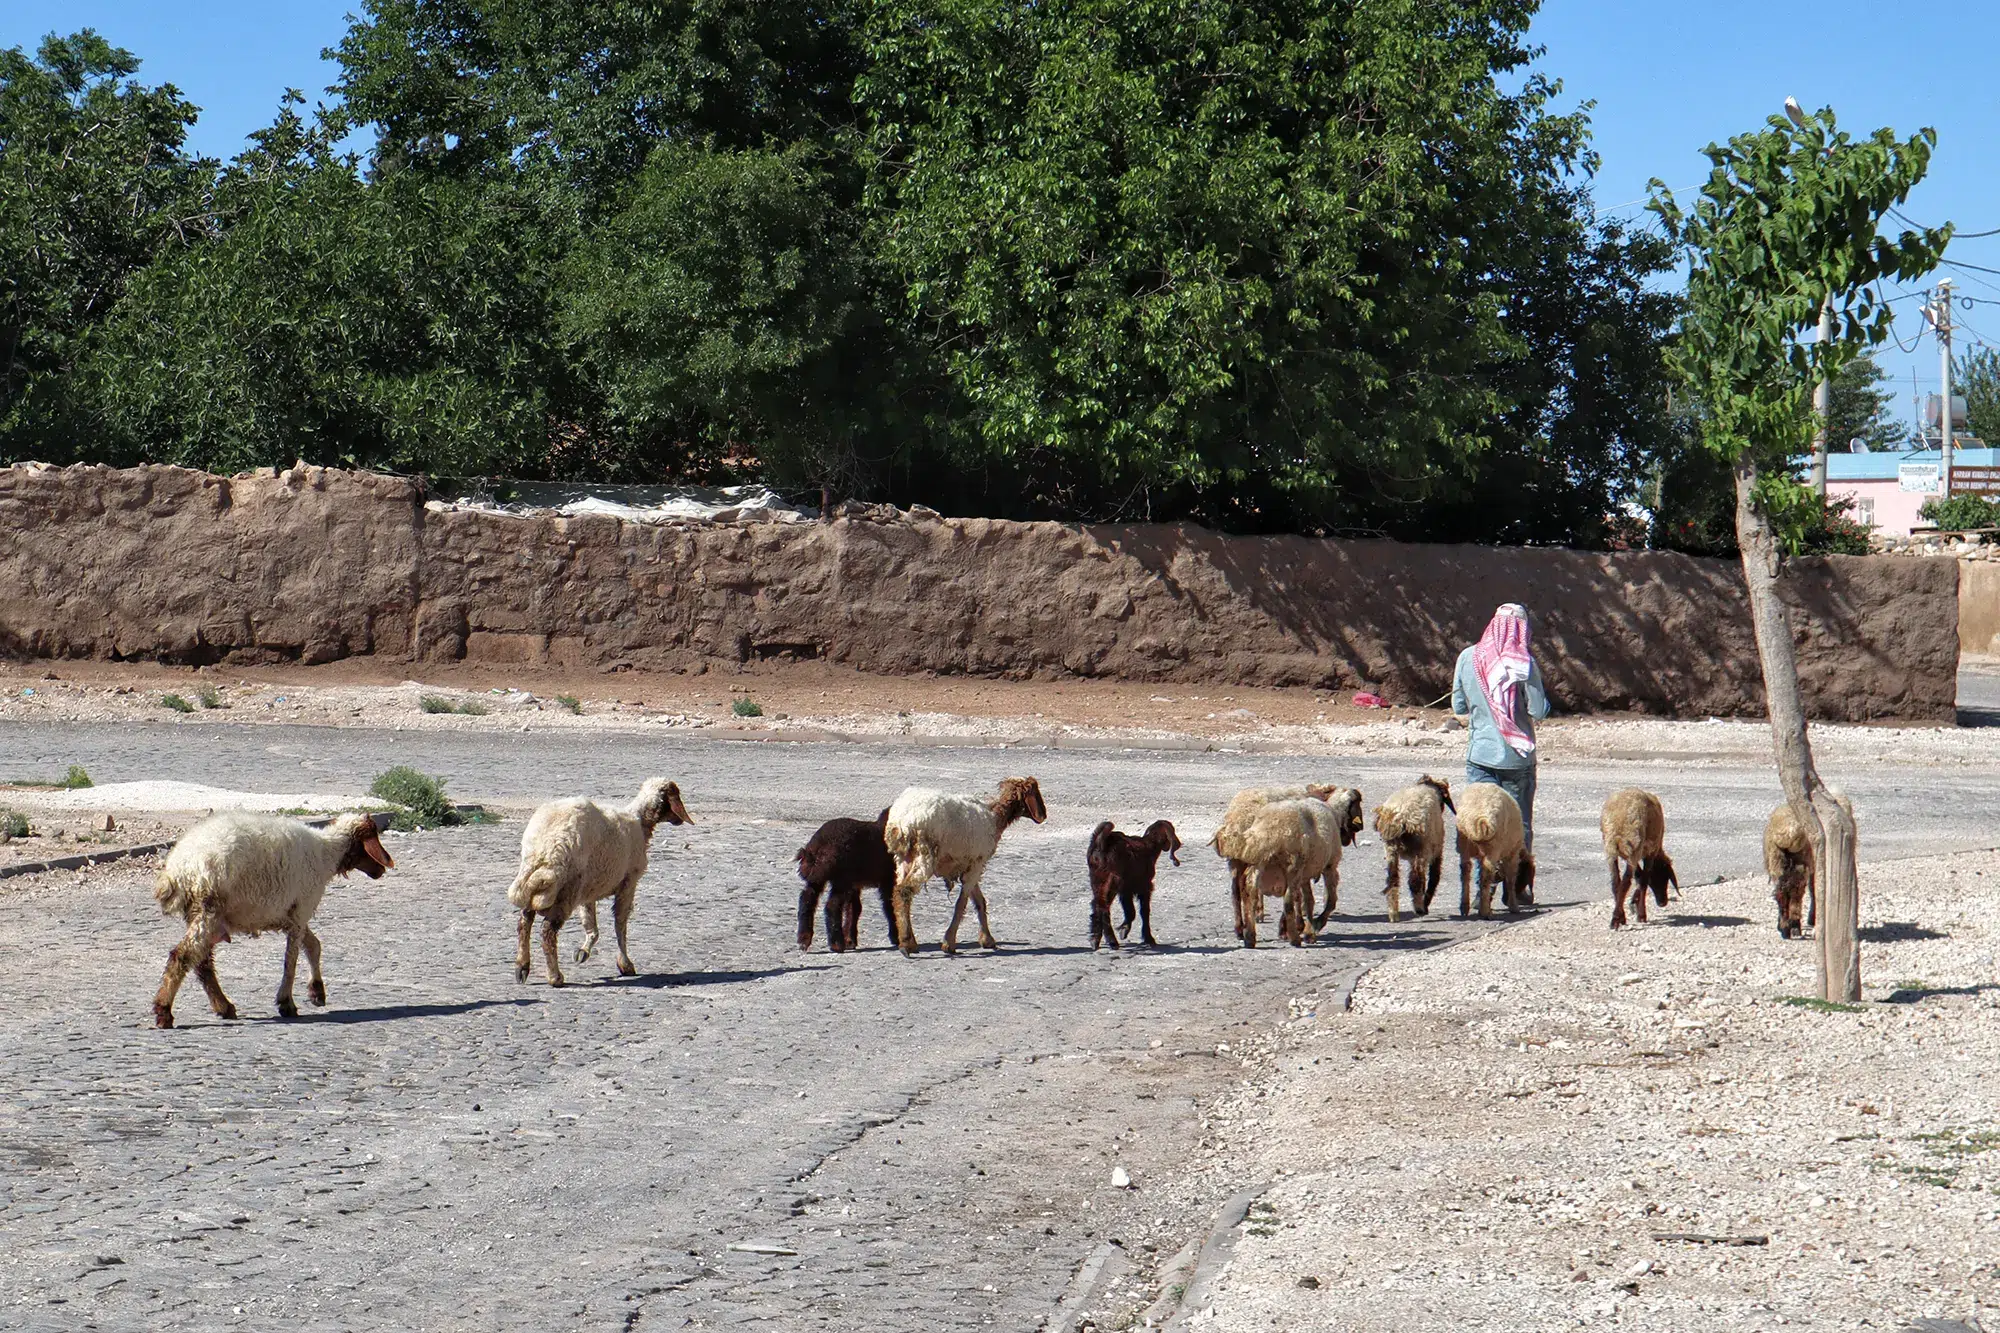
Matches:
[1162,850,2000,1332]
[0,659,1991,770]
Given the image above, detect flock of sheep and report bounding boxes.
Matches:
[145,771,1837,1028]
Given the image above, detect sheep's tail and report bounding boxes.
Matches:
[508,865,562,913]
[1459,808,1503,845]
[153,869,190,918]
[1087,820,1117,865]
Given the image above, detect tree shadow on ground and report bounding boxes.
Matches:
[1860,921,1949,943]
[1882,982,2000,1005]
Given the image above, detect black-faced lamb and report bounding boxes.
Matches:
[1601,788,1678,929]
[1086,819,1182,949]
[1455,783,1533,920]
[1373,776,1454,922]
[151,811,394,1028]
[796,809,898,953]
[508,778,691,986]
[884,778,1047,956]
[1765,801,1819,940]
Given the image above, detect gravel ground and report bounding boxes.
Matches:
[2,697,1996,1330]
[1187,851,2000,1333]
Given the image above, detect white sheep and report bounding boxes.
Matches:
[151,811,395,1028]
[508,778,691,986]
[1373,776,1454,922]
[884,777,1047,956]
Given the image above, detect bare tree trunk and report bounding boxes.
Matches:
[1733,458,1861,1000]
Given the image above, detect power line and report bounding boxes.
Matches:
[1944,257,2000,277]
[1890,206,2000,239]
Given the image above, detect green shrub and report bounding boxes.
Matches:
[555,694,582,715]
[368,766,461,828]
[419,695,488,716]
[61,765,92,790]
[732,698,764,718]
[160,693,195,713]
[196,684,222,709]
[1920,494,2000,532]
[0,809,30,839]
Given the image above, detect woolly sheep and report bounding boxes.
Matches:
[1374,776,1454,923]
[1212,783,1356,935]
[508,778,691,986]
[883,778,1047,956]
[151,811,394,1028]
[1455,783,1532,920]
[1232,798,1342,948]
[1601,788,1678,929]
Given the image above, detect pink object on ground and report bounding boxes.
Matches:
[1352,692,1387,709]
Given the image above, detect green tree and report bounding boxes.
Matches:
[853,0,1679,536]
[0,31,211,451]
[63,96,554,475]
[1652,107,1948,1001]
[1959,345,2000,446]
[1824,351,1907,454]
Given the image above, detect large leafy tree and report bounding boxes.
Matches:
[1652,109,1948,1001]
[855,0,1672,535]
[62,97,555,475]
[0,31,211,448]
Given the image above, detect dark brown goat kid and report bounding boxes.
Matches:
[1087,820,1182,949]
[796,810,898,952]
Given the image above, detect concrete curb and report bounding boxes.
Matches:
[1161,1181,1274,1331]
[0,840,172,880]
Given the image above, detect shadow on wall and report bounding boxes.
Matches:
[0,463,1962,722]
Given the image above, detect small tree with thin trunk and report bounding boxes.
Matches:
[1651,109,1950,1001]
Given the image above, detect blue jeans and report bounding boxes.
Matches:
[1465,761,1536,852]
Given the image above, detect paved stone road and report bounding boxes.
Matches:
[3,722,1999,1331]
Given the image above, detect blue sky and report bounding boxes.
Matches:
[7,0,1997,435]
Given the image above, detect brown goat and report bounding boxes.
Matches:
[1087,819,1182,949]
[795,810,898,952]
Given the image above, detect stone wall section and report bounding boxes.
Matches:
[0,463,1961,720]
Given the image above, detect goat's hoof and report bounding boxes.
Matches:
[980,937,998,951]
[308,981,327,1007]
[941,942,958,956]
[547,975,567,988]
[617,960,636,977]
[276,1000,298,1020]
[514,964,530,983]
[573,948,591,963]
[153,1004,175,1030]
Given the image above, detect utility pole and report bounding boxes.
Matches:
[1938,279,1955,495]
[1810,297,1833,496]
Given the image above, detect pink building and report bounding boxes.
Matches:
[1824,447,2000,537]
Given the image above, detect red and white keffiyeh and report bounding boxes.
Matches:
[1473,603,1535,755]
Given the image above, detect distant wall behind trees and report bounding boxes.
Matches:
[2,5,1723,547]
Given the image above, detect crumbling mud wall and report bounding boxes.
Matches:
[0,463,1960,720]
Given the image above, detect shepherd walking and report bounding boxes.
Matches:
[1452,603,1550,850]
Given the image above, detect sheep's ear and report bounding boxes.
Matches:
[360,819,395,871]
[665,783,692,825]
